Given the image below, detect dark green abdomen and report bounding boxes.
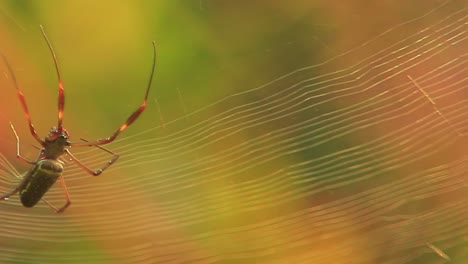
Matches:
[19,159,63,208]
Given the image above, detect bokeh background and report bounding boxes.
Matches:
[0,1,466,263]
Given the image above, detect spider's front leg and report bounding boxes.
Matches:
[65,139,119,176]
[9,122,42,165]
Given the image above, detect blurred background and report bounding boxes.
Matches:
[0,1,466,263]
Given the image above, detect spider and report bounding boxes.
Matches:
[0,25,156,213]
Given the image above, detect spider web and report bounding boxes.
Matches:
[0,1,466,264]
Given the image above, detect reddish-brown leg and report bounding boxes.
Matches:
[70,41,157,148]
[40,25,65,132]
[0,52,43,145]
[55,176,71,213]
[65,139,119,176]
[41,176,71,213]
[0,185,21,201]
[9,122,42,165]
[0,171,29,201]
[41,199,59,211]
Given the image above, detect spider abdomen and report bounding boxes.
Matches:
[19,159,64,207]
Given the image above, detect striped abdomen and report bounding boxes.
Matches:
[19,159,63,207]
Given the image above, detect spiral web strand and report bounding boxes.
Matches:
[0,2,466,264]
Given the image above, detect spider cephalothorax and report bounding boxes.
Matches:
[43,127,71,159]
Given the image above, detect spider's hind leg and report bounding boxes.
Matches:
[0,186,21,201]
[41,176,71,213]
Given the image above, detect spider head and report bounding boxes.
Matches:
[45,127,70,144]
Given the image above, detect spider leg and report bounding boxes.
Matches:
[40,25,65,132]
[41,176,71,213]
[9,122,41,165]
[55,176,71,213]
[0,52,43,145]
[0,153,27,202]
[65,140,119,176]
[70,41,157,147]
[0,173,28,201]
[51,141,119,212]
[0,185,21,201]
[79,137,120,164]
[41,198,58,211]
